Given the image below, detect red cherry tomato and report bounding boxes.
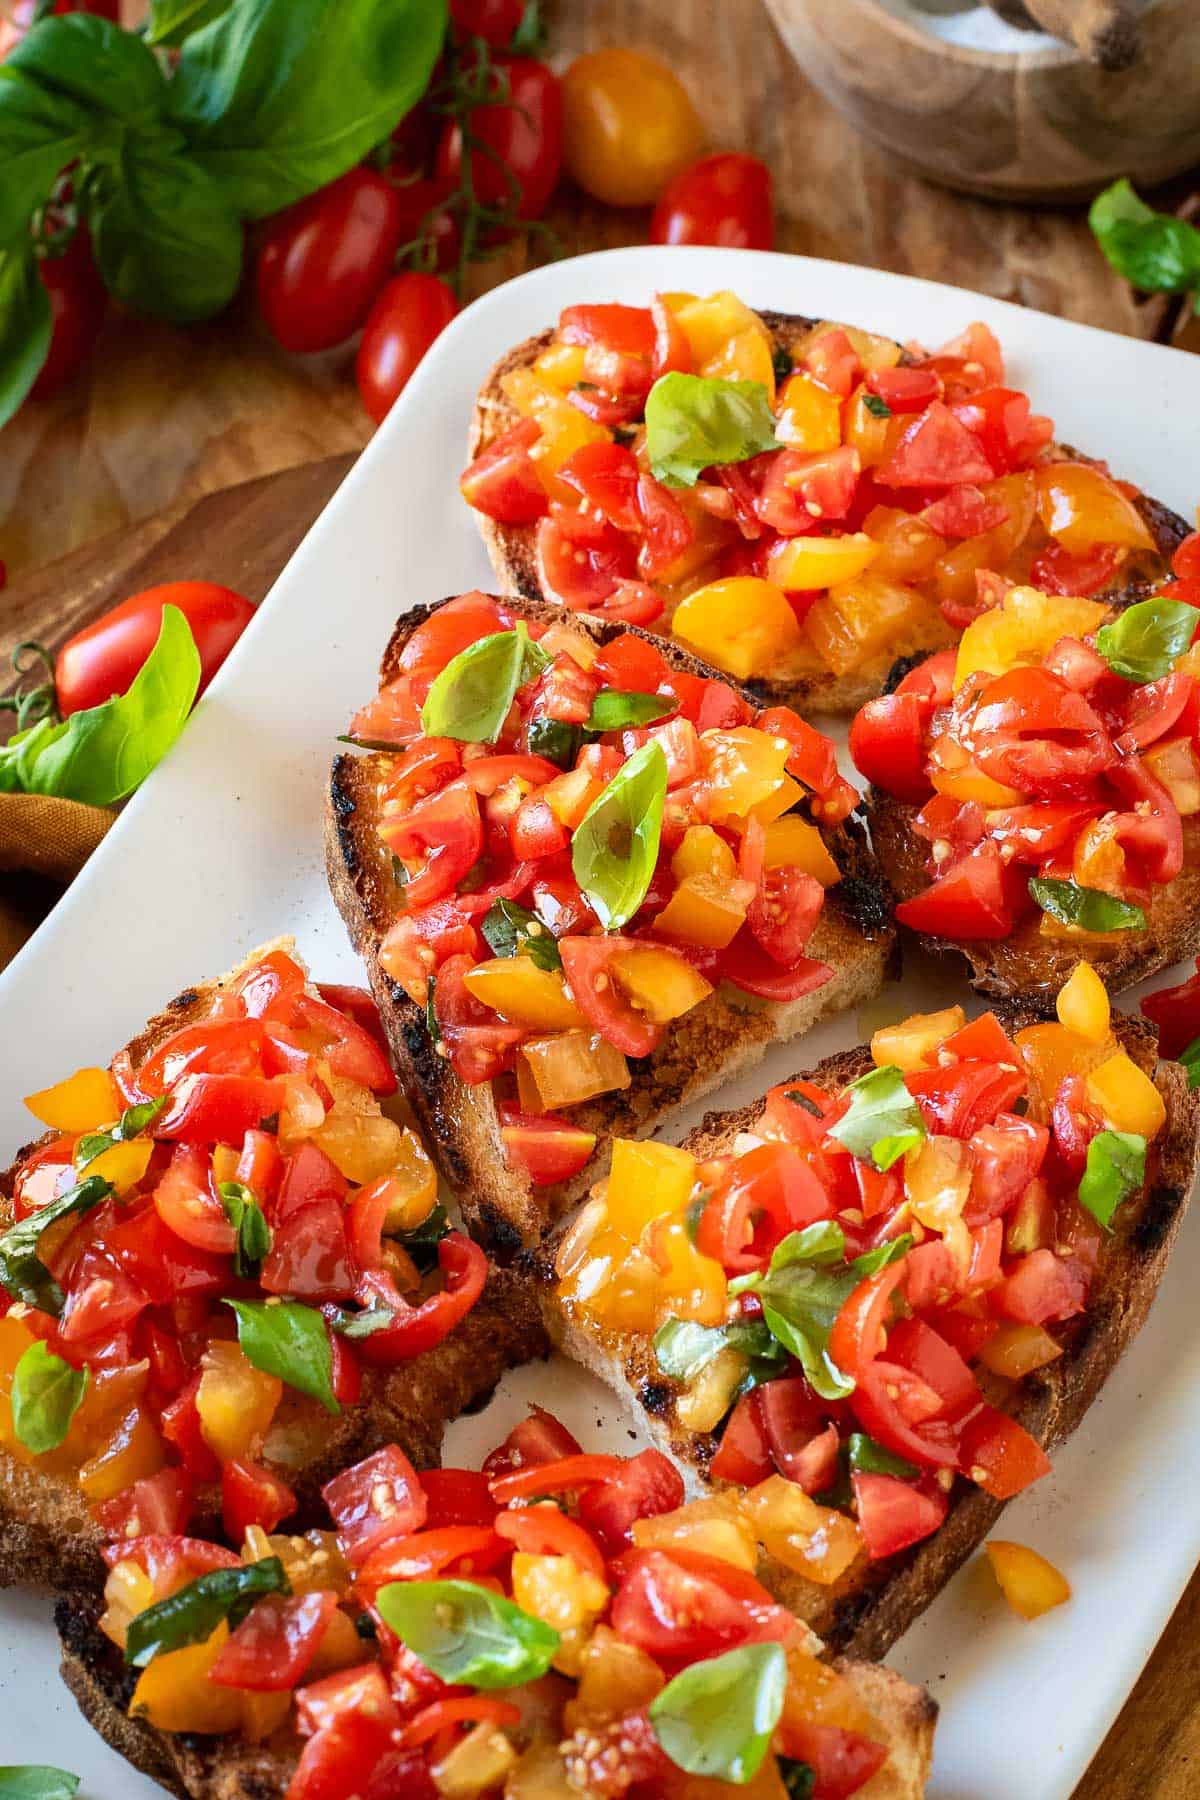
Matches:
[256,167,405,355]
[449,0,523,44]
[356,272,459,424]
[31,233,107,401]
[55,581,255,716]
[651,152,774,251]
[435,57,562,222]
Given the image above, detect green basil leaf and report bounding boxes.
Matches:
[1178,1034,1200,1089]
[0,243,52,432]
[785,1089,824,1119]
[6,14,169,131]
[730,1223,858,1402]
[480,898,561,971]
[828,1065,927,1171]
[849,1234,913,1278]
[421,625,551,744]
[525,715,582,768]
[395,1199,450,1251]
[169,0,448,220]
[0,57,94,245]
[0,1770,80,1800]
[779,1760,816,1799]
[645,372,779,488]
[1028,877,1146,934]
[1089,179,1200,296]
[1078,1128,1146,1231]
[0,1174,113,1315]
[11,1341,87,1454]
[225,1298,339,1415]
[376,1578,559,1688]
[125,1557,289,1668]
[218,1181,273,1278]
[146,0,234,48]
[650,1642,787,1784]
[76,1093,168,1168]
[87,143,244,324]
[847,1431,918,1478]
[1094,596,1200,684]
[571,738,667,929]
[328,1304,396,1339]
[23,604,201,804]
[654,1316,782,1386]
[863,393,891,419]
[586,690,675,732]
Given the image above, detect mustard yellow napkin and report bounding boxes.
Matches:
[0,794,114,970]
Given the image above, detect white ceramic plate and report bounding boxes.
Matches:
[2,246,1199,1799]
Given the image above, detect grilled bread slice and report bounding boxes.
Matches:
[0,942,547,1593]
[55,1589,937,1800]
[469,312,1188,717]
[325,597,895,1254]
[534,1004,1200,1663]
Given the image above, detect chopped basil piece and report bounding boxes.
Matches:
[729,1223,857,1401]
[1178,1033,1200,1088]
[684,1192,710,1242]
[828,1065,926,1171]
[225,1298,339,1415]
[125,1558,289,1668]
[218,1181,273,1279]
[653,1316,783,1386]
[779,1759,816,1799]
[571,738,667,929]
[0,1174,113,1315]
[1078,1129,1146,1231]
[1029,877,1146,934]
[11,1342,88,1454]
[847,1431,919,1478]
[420,625,551,744]
[75,1093,168,1169]
[863,392,891,419]
[526,715,582,768]
[394,1200,451,1272]
[481,897,562,971]
[0,1770,81,1800]
[1094,596,1200,684]
[771,343,793,385]
[785,1089,824,1119]
[645,372,779,488]
[329,1304,396,1339]
[1089,179,1200,297]
[375,1578,559,1688]
[650,1642,787,1784]
[849,1235,914,1279]
[586,689,675,733]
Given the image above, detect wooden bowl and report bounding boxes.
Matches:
[763,0,1200,202]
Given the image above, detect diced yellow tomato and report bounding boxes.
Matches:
[1005,1179,1055,1255]
[1086,1052,1166,1139]
[985,1540,1071,1620]
[1035,463,1156,553]
[544,765,608,831]
[433,1721,519,1797]
[100,1557,157,1650]
[533,342,588,390]
[196,1339,282,1464]
[904,1136,973,1248]
[843,387,904,469]
[862,505,946,581]
[633,1493,758,1570]
[672,825,737,883]
[700,726,791,823]
[765,533,880,593]
[780,1640,885,1738]
[313,1075,405,1184]
[501,367,609,503]
[741,1476,864,1583]
[674,1345,751,1433]
[761,816,842,886]
[803,573,942,677]
[512,1551,610,1676]
[608,944,714,1026]
[560,1229,663,1333]
[1015,1022,1116,1118]
[84,1137,155,1194]
[71,1359,150,1448]
[303,1606,364,1679]
[506,1739,577,1798]
[25,1066,120,1132]
[1071,817,1127,898]
[0,1314,37,1456]
[803,320,902,373]
[648,1215,727,1326]
[955,583,1109,690]
[871,1006,966,1072]
[539,622,598,671]
[465,958,586,1032]
[653,873,752,949]
[1145,736,1200,815]
[78,1405,166,1502]
[516,1032,630,1112]
[703,324,776,399]
[130,1624,245,1734]
[673,579,804,683]
[775,373,842,451]
[606,1139,697,1240]
[241,1690,294,1742]
[1055,962,1110,1044]
[672,291,771,369]
[930,762,1024,808]
[211,1145,240,1185]
[378,1129,438,1232]
[243,1526,351,1597]
[979,1323,1063,1380]
[564,1625,664,1733]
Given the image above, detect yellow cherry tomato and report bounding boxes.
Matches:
[561,50,704,207]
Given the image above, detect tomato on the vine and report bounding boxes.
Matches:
[449,0,524,46]
[561,49,704,207]
[256,167,405,355]
[356,273,459,424]
[651,152,774,250]
[435,56,562,222]
[55,581,255,715]
[32,233,107,401]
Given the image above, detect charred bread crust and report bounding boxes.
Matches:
[325,595,896,1252]
[468,318,1188,718]
[537,1004,1200,1660]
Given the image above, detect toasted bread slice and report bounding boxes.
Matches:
[469,314,1187,717]
[535,1004,1200,1662]
[0,942,548,1593]
[325,597,895,1253]
[55,1590,937,1800]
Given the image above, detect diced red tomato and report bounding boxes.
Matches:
[852,1472,947,1560]
[460,418,548,524]
[354,1233,488,1364]
[156,1074,282,1147]
[222,1458,298,1543]
[991,1249,1088,1326]
[611,1548,794,1664]
[498,1107,597,1187]
[866,366,941,413]
[958,1404,1051,1499]
[482,1406,583,1481]
[379,781,484,911]
[94,1469,193,1540]
[849,692,932,803]
[262,1199,356,1300]
[895,844,1021,942]
[433,953,525,1084]
[419,1468,498,1528]
[710,1389,775,1486]
[1142,957,1200,1059]
[877,402,993,489]
[323,1447,428,1565]
[211,1590,338,1691]
[720,934,833,1001]
[697,1144,832,1274]
[576,1448,685,1556]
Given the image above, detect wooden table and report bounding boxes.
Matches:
[1,1,1197,1793]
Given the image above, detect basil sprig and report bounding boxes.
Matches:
[645,373,779,488]
[1089,179,1200,299]
[481,897,562,971]
[376,1578,559,1688]
[828,1065,926,1171]
[11,1342,88,1455]
[76,1093,168,1170]
[649,1642,787,1784]
[420,625,551,743]
[0,1771,80,1800]
[125,1557,289,1668]
[225,1298,339,1415]
[571,738,667,930]
[1078,1129,1146,1231]
[1094,597,1200,684]
[1029,877,1146,934]
[0,1174,113,1315]
[586,689,675,733]
[218,1181,273,1278]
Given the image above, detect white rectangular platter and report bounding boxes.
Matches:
[2,245,1199,1799]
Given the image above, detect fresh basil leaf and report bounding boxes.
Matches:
[1178,1034,1200,1088]
[480,897,562,971]
[586,690,675,732]
[376,1578,559,1688]
[329,1304,396,1339]
[730,1224,858,1401]
[0,50,95,244]
[395,1199,450,1250]
[421,624,550,744]
[526,715,582,768]
[125,1557,288,1668]
[0,244,52,431]
[863,393,891,419]
[0,1174,112,1314]
[849,1234,913,1278]
[1089,179,1200,296]
[170,0,448,219]
[828,1065,926,1171]
[654,1316,782,1386]
[1078,1129,1146,1231]
[0,1771,80,1800]
[218,1181,273,1279]
[6,13,170,130]
[847,1431,918,1477]
[1094,597,1200,684]
[785,1089,824,1119]
[650,1642,787,1784]
[779,1760,816,1800]
[76,1094,168,1168]
[571,738,667,930]
[22,605,201,805]
[1029,877,1146,934]
[225,1298,339,1415]
[146,0,234,47]
[645,372,780,488]
[87,142,244,324]
[11,1341,87,1454]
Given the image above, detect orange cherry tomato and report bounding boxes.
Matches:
[561,49,704,207]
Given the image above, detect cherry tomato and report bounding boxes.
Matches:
[55,581,255,716]
[449,0,523,44]
[561,48,704,207]
[355,272,459,424]
[31,233,107,401]
[435,57,562,221]
[498,1107,596,1187]
[256,167,404,354]
[651,152,774,250]
[152,1144,238,1255]
[353,1233,488,1363]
